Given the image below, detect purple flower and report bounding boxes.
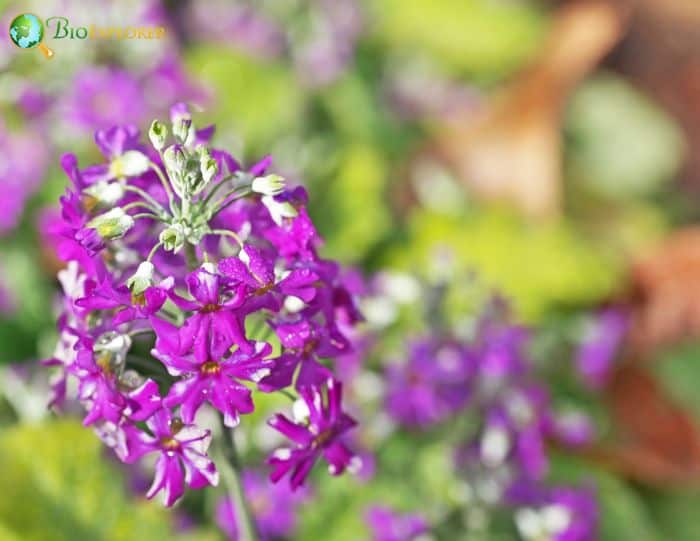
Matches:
[45,108,360,507]
[63,68,147,131]
[218,244,319,314]
[268,379,357,489]
[0,121,49,234]
[365,506,428,541]
[576,308,628,390]
[154,341,273,427]
[126,408,219,507]
[76,275,173,326]
[168,266,253,358]
[216,470,307,540]
[384,339,472,427]
[258,319,337,391]
[509,482,598,541]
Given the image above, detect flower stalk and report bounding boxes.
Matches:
[218,414,259,541]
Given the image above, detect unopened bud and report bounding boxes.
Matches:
[170,102,193,144]
[126,261,155,296]
[149,120,168,151]
[87,208,134,240]
[160,223,186,252]
[199,147,218,187]
[252,174,286,196]
[163,145,187,198]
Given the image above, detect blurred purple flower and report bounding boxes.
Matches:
[0,122,49,234]
[384,339,472,427]
[63,68,147,130]
[365,506,428,541]
[576,308,628,390]
[508,481,598,541]
[216,470,307,540]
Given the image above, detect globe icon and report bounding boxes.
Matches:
[9,13,43,49]
[8,13,54,58]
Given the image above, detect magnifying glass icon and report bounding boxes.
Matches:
[8,13,54,59]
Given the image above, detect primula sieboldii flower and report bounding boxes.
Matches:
[126,408,219,507]
[375,293,598,537]
[44,105,359,506]
[267,379,358,489]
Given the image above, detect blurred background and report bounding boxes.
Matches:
[3,0,700,539]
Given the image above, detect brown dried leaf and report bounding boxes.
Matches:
[432,0,625,218]
[591,364,700,486]
[628,228,700,353]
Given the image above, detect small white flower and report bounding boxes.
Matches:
[83,180,124,208]
[109,150,150,178]
[261,195,298,226]
[480,426,510,467]
[252,174,286,196]
[126,261,155,295]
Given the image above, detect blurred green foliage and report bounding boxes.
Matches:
[0,420,218,541]
[368,0,547,83]
[383,208,622,322]
[565,73,685,200]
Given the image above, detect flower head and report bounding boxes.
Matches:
[268,379,358,489]
[45,107,360,506]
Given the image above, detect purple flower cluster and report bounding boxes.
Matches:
[45,104,359,506]
[383,299,598,539]
[186,0,363,87]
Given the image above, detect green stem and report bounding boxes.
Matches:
[121,201,160,214]
[202,173,238,207]
[210,188,252,217]
[218,414,258,541]
[210,228,244,248]
[123,185,168,216]
[149,160,176,213]
[146,241,164,263]
[184,242,198,271]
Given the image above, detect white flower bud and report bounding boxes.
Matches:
[171,104,193,144]
[199,147,218,187]
[109,150,150,178]
[87,208,134,240]
[82,180,125,209]
[149,120,168,151]
[126,261,155,295]
[252,174,286,196]
[159,223,186,252]
[163,145,187,198]
[261,195,298,226]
